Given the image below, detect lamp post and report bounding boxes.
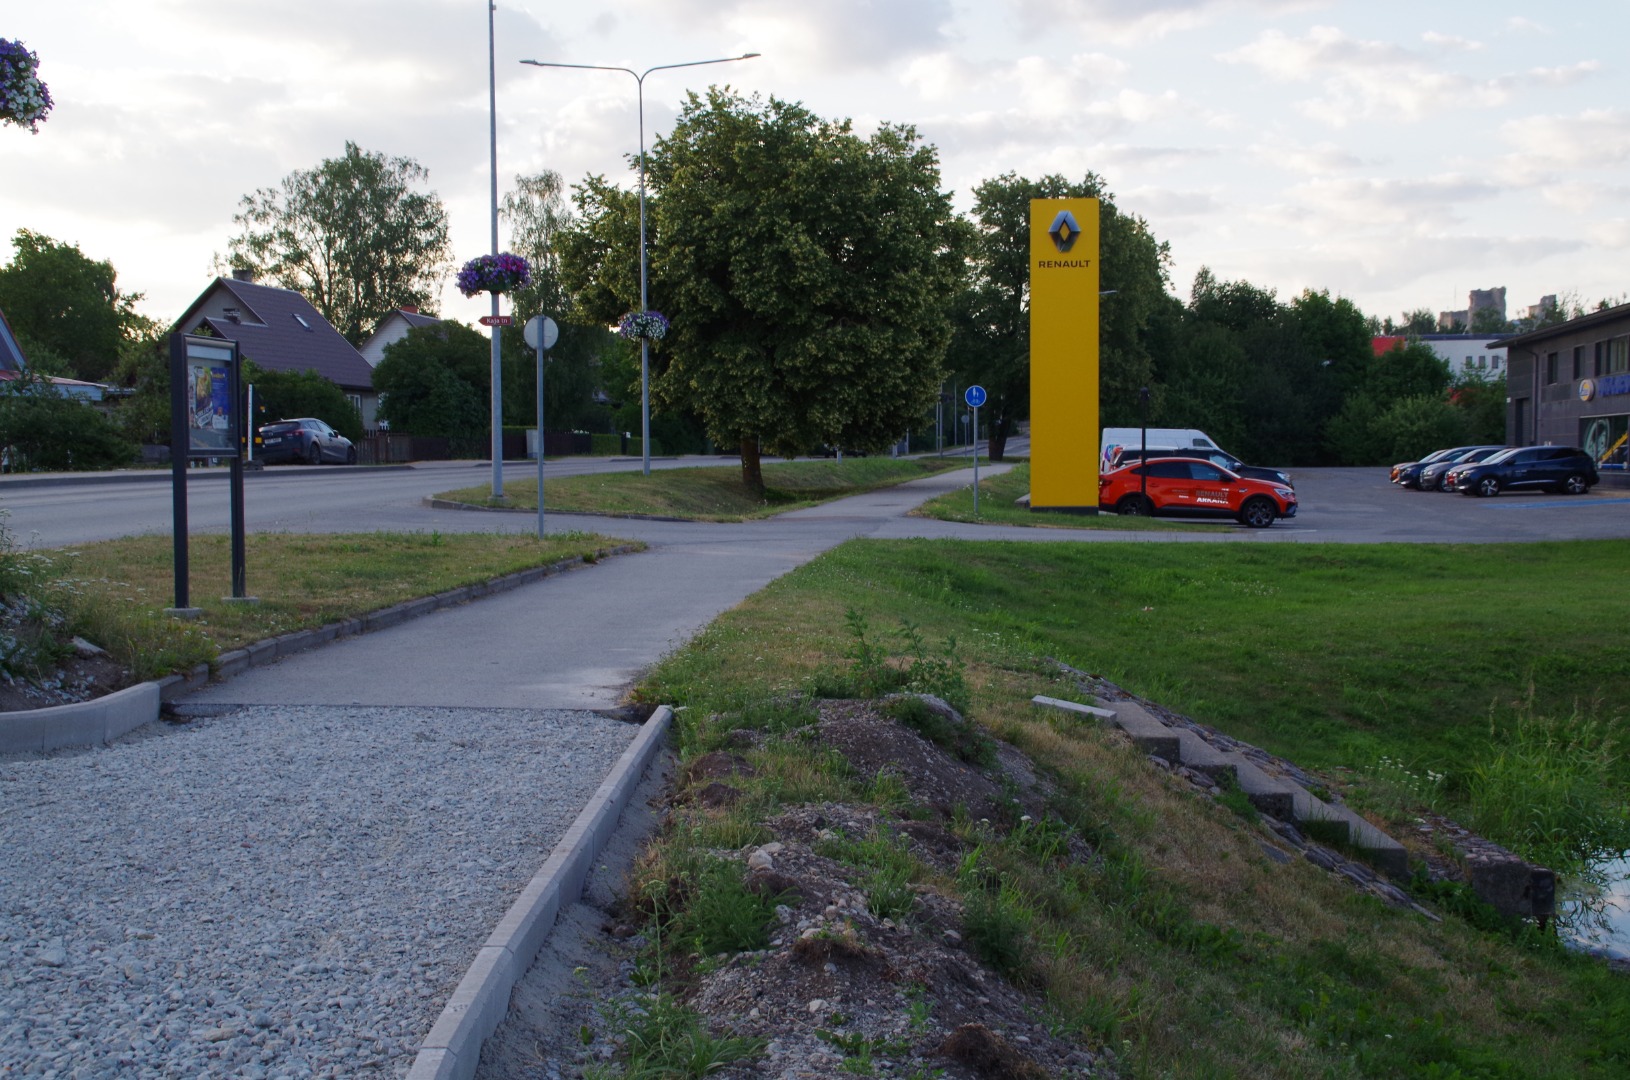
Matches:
[1139,385,1150,511]
[520,51,761,476]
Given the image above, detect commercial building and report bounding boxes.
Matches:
[1499,303,1630,475]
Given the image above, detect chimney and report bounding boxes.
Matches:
[401,304,419,314]
[231,267,256,283]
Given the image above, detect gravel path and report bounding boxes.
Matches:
[0,705,636,1079]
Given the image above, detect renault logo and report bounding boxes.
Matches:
[1048,211,1080,253]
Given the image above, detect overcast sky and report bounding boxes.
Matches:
[4,1,1625,335]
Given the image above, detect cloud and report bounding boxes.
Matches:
[1500,108,1630,171]
[1219,25,1600,126]
[1281,174,1505,229]
[624,0,954,71]
[1008,0,1315,43]
[1246,136,1368,176]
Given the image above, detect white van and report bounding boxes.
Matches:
[1100,428,1220,471]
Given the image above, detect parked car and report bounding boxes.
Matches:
[1418,445,1507,491]
[1390,445,1482,488]
[256,418,357,465]
[1444,445,1598,496]
[1110,446,1293,488]
[1099,457,1297,528]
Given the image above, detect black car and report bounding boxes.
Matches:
[1110,447,1293,488]
[1444,445,1598,497]
[1390,445,1482,488]
[257,418,357,465]
[1418,445,1507,491]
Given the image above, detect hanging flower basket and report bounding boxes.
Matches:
[0,39,52,134]
[617,310,670,341]
[455,253,532,297]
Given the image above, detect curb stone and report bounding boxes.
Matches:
[405,705,673,1080]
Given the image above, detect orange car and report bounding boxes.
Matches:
[1099,457,1297,528]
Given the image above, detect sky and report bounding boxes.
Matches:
[3,0,1627,336]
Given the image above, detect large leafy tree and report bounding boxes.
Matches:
[498,171,613,435]
[949,172,1171,460]
[373,322,488,440]
[225,142,450,344]
[560,89,965,492]
[0,229,143,382]
[243,363,362,441]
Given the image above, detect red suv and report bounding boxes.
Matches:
[1100,458,1298,528]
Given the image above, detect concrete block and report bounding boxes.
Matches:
[1225,755,1296,820]
[1105,700,1179,762]
[215,650,251,679]
[403,1046,461,1080]
[1466,854,1555,919]
[418,945,518,1068]
[1030,695,1116,720]
[1171,728,1237,782]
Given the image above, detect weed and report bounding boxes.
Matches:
[885,694,995,768]
[899,618,970,715]
[677,858,782,956]
[844,607,898,697]
[584,990,766,1079]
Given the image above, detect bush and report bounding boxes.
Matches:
[0,375,136,471]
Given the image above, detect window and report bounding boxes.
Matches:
[1492,355,1501,370]
[1478,356,1487,369]
[1465,355,1473,366]
[1597,341,1607,376]
[1573,346,1585,380]
[1545,352,1559,384]
[1612,338,1629,374]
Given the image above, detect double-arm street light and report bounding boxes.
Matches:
[520,52,760,476]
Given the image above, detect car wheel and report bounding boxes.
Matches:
[1239,496,1276,528]
[307,443,322,466]
[1563,473,1590,495]
[1476,476,1500,497]
[346,446,358,465]
[1115,494,1152,516]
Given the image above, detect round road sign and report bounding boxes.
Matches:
[964,385,987,408]
[524,315,560,351]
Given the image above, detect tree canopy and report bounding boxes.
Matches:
[373,323,489,441]
[225,142,450,345]
[0,229,142,382]
[560,89,965,490]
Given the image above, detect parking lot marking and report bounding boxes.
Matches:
[1490,497,1630,510]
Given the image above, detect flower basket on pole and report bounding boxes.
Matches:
[455,253,532,297]
[617,310,670,342]
[0,39,52,133]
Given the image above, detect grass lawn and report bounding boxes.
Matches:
[631,536,1630,1078]
[433,456,966,521]
[29,530,635,680]
[913,462,1230,531]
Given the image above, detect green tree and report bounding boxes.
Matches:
[373,323,488,440]
[0,229,143,382]
[948,172,1170,460]
[560,89,965,492]
[0,373,135,471]
[1450,374,1508,445]
[499,171,614,435]
[243,363,362,442]
[1470,307,1512,335]
[225,142,451,345]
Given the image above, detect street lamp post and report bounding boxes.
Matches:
[520,52,760,476]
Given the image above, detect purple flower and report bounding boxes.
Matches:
[0,39,51,134]
[617,310,670,341]
[456,253,532,297]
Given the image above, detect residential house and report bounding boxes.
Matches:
[1369,333,1509,379]
[171,271,378,427]
[0,305,109,402]
[359,305,443,369]
[1498,302,1630,472]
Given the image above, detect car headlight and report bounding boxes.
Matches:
[1273,487,1294,499]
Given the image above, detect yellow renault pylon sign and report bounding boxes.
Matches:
[1029,198,1100,512]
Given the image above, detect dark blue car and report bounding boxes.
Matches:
[256,418,356,466]
[1444,445,1598,496]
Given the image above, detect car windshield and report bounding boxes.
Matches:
[1480,447,1523,464]
[260,422,301,434]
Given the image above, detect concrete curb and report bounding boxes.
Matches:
[0,545,641,753]
[406,705,674,1080]
[0,681,161,754]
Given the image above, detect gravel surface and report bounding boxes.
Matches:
[0,705,636,1079]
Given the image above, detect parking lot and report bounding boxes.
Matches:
[1243,468,1630,543]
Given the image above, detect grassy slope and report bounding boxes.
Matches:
[633,537,1630,1078]
[435,457,965,520]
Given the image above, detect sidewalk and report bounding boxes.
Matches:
[0,464,1001,1080]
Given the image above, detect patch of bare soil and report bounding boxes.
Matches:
[524,698,1116,1079]
[0,616,135,713]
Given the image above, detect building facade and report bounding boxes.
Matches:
[1499,303,1630,473]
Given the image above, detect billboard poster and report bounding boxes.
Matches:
[176,339,238,456]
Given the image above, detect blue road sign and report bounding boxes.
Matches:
[965,385,987,408]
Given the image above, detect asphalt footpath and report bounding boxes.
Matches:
[169,463,1007,1080]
